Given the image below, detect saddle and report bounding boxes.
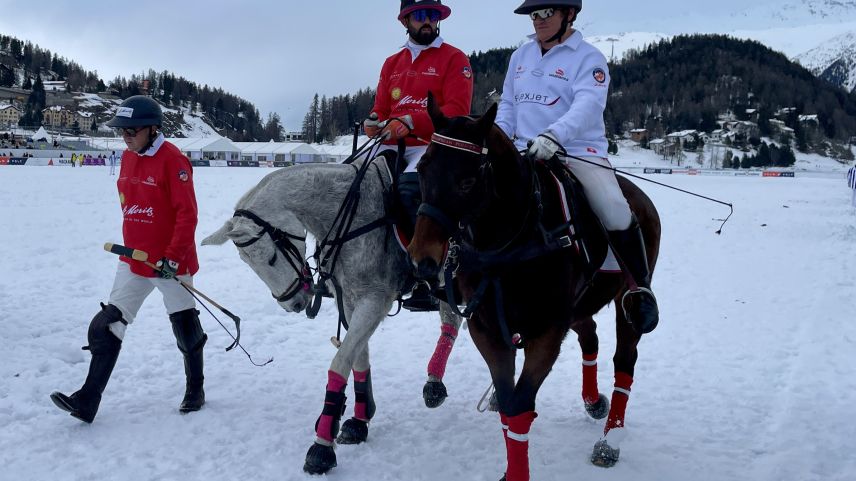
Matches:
[538,158,618,281]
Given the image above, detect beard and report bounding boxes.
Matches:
[408,24,439,45]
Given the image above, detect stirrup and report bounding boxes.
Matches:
[620,287,658,334]
[402,284,439,312]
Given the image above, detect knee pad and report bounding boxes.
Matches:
[87,303,124,355]
[169,309,207,354]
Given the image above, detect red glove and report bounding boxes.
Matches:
[380,115,414,141]
[363,112,381,138]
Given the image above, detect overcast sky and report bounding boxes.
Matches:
[0,0,751,129]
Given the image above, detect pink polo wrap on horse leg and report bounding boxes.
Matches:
[582,352,600,405]
[353,368,370,420]
[315,370,347,443]
[605,371,633,435]
[505,411,537,481]
[427,323,458,379]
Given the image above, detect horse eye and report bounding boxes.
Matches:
[459,177,477,193]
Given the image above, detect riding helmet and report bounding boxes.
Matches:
[106,95,163,128]
[514,0,582,14]
[398,0,452,21]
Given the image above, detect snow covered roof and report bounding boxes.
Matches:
[0,103,20,111]
[169,137,240,153]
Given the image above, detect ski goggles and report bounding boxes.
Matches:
[529,8,556,20]
[410,8,442,23]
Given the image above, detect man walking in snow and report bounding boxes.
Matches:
[50,95,207,423]
[108,150,117,175]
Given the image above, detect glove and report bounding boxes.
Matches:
[380,115,414,141]
[155,257,179,279]
[363,112,381,138]
[525,131,564,161]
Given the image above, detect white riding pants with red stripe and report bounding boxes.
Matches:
[564,156,632,231]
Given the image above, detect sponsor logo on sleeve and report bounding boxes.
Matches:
[178,170,189,182]
[462,66,472,79]
[593,68,606,84]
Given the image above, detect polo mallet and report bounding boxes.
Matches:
[104,243,271,366]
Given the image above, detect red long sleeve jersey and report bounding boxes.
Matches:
[372,42,474,147]
[117,141,199,277]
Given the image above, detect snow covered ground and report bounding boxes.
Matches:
[1,158,855,481]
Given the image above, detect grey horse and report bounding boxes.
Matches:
[201,157,464,475]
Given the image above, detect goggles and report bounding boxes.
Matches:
[411,8,442,23]
[529,8,556,20]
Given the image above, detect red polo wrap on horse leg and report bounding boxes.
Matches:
[582,352,599,405]
[505,411,537,481]
[353,368,370,421]
[427,323,458,379]
[315,370,347,443]
[500,412,510,451]
[605,372,633,434]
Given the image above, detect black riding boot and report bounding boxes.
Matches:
[170,309,207,413]
[399,172,440,312]
[608,219,659,334]
[50,303,124,423]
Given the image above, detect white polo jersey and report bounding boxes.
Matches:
[496,30,610,158]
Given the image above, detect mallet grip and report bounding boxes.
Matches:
[104,243,149,262]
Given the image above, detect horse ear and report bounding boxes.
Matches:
[427,92,448,130]
[478,103,498,138]
[201,219,235,246]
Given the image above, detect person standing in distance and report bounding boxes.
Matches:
[50,95,207,423]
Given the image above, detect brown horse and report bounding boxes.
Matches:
[407,96,661,481]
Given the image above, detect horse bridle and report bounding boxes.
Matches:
[232,209,312,303]
[416,132,492,238]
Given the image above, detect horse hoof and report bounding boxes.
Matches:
[337,418,368,444]
[591,439,620,468]
[423,381,448,408]
[584,393,609,420]
[303,442,337,475]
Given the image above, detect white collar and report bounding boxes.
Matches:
[401,36,444,61]
[137,132,165,157]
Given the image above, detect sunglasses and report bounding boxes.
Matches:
[118,126,147,137]
[529,8,556,20]
[411,9,441,23]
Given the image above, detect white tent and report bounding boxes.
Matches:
[31,126,52,142]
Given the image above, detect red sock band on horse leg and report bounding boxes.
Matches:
[500,412,510,450]
[605,372,633,434]
[315,370,348,443]
[505,411,537,481]
[353,368,369,420]
[427,324,458,379]
[582,352,599,405]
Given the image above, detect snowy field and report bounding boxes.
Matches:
[1,163,855,481]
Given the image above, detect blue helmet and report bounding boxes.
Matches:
[106,95,162,128]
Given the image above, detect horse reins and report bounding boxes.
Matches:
[232,209,312,303]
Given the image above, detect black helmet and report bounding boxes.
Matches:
[514,0,582,14]
[398,0,451,21]
[106,95,163,128]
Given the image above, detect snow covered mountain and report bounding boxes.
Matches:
[582,0,856,93]
[795,31,856,93]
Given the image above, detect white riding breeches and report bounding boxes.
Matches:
[564,156,633,231]
[371,144,428,173]
[106,262,195,340]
